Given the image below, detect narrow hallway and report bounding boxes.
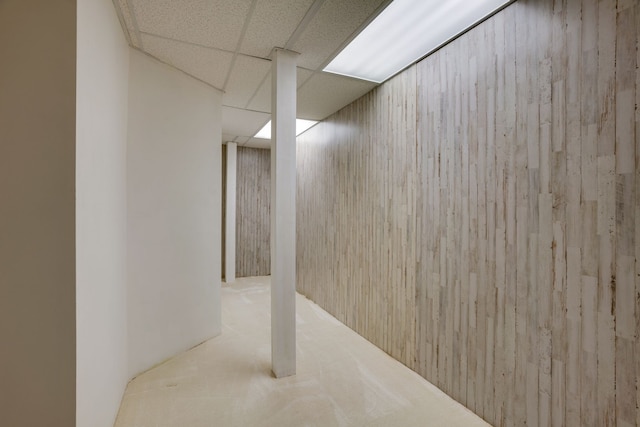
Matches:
[114,276,489,426]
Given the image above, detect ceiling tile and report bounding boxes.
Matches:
[297,72,376,120]
[223,55,270,109]
[132,0,252,51]
[246,71,271,112]
[141,33,233,89]
[245,68,317,113]
[239,0,314,59]
[291,0,387,70]
[297,68,314,88]
[222,106,270,138]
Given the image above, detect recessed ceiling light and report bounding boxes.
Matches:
[324,0,512,83]
[254,119,319,140]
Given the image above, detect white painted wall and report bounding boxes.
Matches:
[127,50,223,377]
[76,0,129,426]
[0,1,77,425]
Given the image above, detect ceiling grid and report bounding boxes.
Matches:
[221,0,259,92]
[113,0,387,148]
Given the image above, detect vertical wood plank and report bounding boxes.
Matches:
[616,3,637,426]
[235,147,271,278]
[635,6,640,427]
[595,0,617,424]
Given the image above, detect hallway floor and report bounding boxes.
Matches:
[114,276,489,427]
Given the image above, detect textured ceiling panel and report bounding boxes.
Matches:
[132,0,252,51]
[223,55,271,109]
[141,33,233,89]
[222,106,270,138]
[297,68,315,88]
[246,74,271,113]
[246,68,317,114]
[291,0,387,70]
[297,72,376,120]
[240,0,314,59]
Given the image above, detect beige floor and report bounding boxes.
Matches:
[115,276,489,427]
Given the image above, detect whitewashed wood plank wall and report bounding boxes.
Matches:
[296,0,639,425]
[235,146,271,277]
[297,66,418,369]
[221,145,271,278]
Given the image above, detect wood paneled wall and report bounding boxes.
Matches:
[235,146,271,277]
[297,68,418,368]
[296,0,640,425]
[221,145,271,278]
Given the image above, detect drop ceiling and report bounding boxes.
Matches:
[113,0,391,149]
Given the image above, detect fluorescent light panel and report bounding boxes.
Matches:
[324,0,512,83]
[254,119,318,140]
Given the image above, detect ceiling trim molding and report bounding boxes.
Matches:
[125,0,145,48]
[111,0,133,45]
[222,104,271,115]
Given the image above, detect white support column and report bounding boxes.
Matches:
[225,142,237,284]
[270,48,298,378]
